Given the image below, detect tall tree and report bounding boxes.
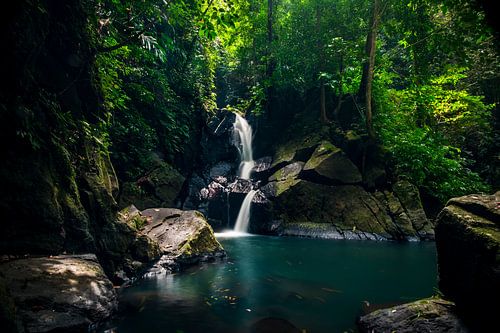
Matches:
[360,0,382,138]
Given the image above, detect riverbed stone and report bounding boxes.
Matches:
[435,191,500,329]
[0,254,117,332]
[141,208,225,268]
[358,298,470,333]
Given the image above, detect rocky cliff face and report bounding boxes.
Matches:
[0,0,160,281]
[358,191,500,332]
[179,109,434,240]
[257,136,433,240]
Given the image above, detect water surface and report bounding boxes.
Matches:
[104,236,437,333]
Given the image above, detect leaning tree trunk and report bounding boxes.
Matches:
[360,0,381,139]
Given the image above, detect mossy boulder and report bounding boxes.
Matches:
[303,141,362,184]
[271,180,399,239]
[141,208,225,267]
[268,179,434,240]
[358,298,470,333]
[435,192,500,329]
[269,161,304,182]
[271,137,319,168]
[0,254,117,332]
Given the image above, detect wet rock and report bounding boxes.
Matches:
[373,191,418,239]
[141,208,225,270]
[302,141,362,185]
[0,255,117,332]
[393,180,434,239]
[201,181,226,200]
[227,178,254,193]
[254,156,273,173]
[435,191,500,330]
[358,298,470,333]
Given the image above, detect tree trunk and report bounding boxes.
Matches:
[333,53,344,122]
[320,83,328,123]
[360,0,381,139]
[265,0,275,119]
[316,3,329,123]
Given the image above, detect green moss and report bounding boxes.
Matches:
[274,178,301,196]
[303,141,341,170]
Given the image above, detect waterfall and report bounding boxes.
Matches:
[233,190,257,233]
[215,114,256,238]
[233,114,255,180]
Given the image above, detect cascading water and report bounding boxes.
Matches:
[233,114,255,180]
[233,190,257,233]
[215,114,257,237]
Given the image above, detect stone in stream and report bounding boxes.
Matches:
[0,254,117,332]
[358,298,470,333]
[141,208,225,272]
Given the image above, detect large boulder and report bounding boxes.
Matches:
[435,192,500,329]
[271,180,403,240]
[302,141,362,184]
[141,208,225,269]
[358,298,470,333]
[0,254,116,332]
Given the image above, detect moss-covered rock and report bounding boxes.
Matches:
[435,192,499,330]
[141,208,225,268]
[271,137,319,168]
[303,141,362,184]
[358,297,470,333]
[271,180,402,239]
[269,161,304,182]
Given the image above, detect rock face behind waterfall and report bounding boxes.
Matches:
[259,137,434,241]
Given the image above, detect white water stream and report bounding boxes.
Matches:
[233,114,255,180]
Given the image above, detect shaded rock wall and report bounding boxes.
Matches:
[0,0,159,279]
[359,191,499,332]
[435,192,500,330]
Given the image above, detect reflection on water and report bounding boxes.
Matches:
[103,236,437,333]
